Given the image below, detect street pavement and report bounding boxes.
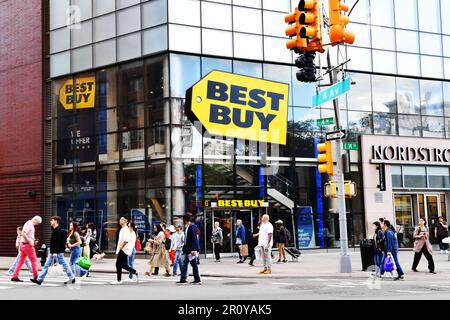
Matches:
[1,249,450,300]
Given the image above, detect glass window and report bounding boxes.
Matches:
[71,20,92,48]
[345,0,369,24]
[397,77,420,114]
[262,0,290,12]
[348,111,372,135]
[403,166,426,188]
[94,40,116,67]
[72,0,92,21]
[397,53,420,77]
[50,51,71,77]
[444,37,450,58]
[264,37,292,63]
[292,81,315,108]
[370,0,393,27]
[143,26,168,55]
[122,129,145,159]
[118,5,141,36]
[371,26,395,50]
[372,50,396,74]
[146,127,169,159]
[94,13,116,42]
[50,28,70,54]
[201,2,232,30]
[233,33,263,60]
[420,80,444,116]
[346,73,371,111]
[95,67,118,110]
[233,60,262,78]
[142,0,167,28]
[445,59,450,81]
[170,54,201,98]
[444,82,450,117]
[201,57,232,77]
[202,29,233,57]
[50,0,70,30]
[422,116,444,138]
[71,45,92,72]
[117,0,139,9]
[442,1,450,35]
[293,107,320,130]
[372,75,396,113]
[263,11,287,38]
[396,30,419,54]
[446,118,450,138]
[421,56,443,79]
[169,24,201,54]
[349,23,370,48]
[233,0,261,8]
[118,32,141,62]
[427,167,450,188]
[263,64,291,104]
[418,0,441,33]
[346,47,371,72]
[233,7,262,34]
[93,0,115,16]
[145,55,169,101]
[420,33,442,56]
[398,115,421,136]
[391,166,402,188]
[168,0,200,26]
[373,113,396,135]
[394,0,418,30]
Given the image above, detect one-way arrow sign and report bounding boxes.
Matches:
[326,130,346,141]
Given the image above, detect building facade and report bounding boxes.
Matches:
[40,0,450,254]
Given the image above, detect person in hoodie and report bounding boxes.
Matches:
[379,220,405,280]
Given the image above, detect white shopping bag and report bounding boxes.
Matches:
[442,237,450,244]
[254,246,263,261]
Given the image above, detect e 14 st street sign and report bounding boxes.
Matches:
[311,77,351,108]
[343,142,359,151]
[326,130,346,141]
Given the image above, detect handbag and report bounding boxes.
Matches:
[383,254,396,272]
[135,239,142,251]
[76,256,92,270]
[254,246,262,260]
[239,244,249,257]
[235,238,242,245]
[442,237,450,244]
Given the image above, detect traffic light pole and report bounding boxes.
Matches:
[326,51,352,273]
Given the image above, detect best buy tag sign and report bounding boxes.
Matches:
[59,77,96,110]
[185,70,289,145]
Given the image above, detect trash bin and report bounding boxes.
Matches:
[360,239,375,271]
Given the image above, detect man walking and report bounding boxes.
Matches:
[11,216,42,282]
[434,216,449,254]
[177,214,201,285]
[31,216,76,285]
[112,216,139,285]
[258,214,274,275]
[171,224,185,276]
[235,219,246,263]
[379,220,405,280]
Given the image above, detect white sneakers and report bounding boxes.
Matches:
[4,271,12,276]
[110,280,123,285]
[446,250,449,254]
[440,250,444,254]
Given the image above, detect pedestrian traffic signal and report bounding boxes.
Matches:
[295,51,316,83]
[285,8,307,52]
[317,141,334,175]
[328,0,355,45]
[298,0,324,52]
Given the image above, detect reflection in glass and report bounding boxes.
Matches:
[397,77,420,114]
[170,54,201,98]
[427,167,450,188]
[346,73,371,111]
[422,116,444,138]
[418,0,441,34]
[348,111,372,135]
[371,26,395,50]
[421,56,443,79]
[398,115,421,136]
[394,0,418,30]
[202,29,233,57]
[233,60,262,78]
[391,166,402,188]
[373,113,396,135]
[420,80,443,116]
[201,57,232,77]
[403,166,426,188]
[372,75,396,113]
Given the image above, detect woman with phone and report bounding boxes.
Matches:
[411,218,435,274]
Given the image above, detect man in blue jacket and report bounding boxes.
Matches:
[177,214,201,285]
[379,220,405,280]
[235,219,247,263]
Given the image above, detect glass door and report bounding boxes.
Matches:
[212,209,233,253]
[394,195,414,247]
[425,195,440,243]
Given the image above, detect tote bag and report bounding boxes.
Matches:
[383,255,396,272]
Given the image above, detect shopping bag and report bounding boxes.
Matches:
[135,239,142,251]
[383,254,396,272]
[169,249,175,264]
[239,244,249,257]
[76,256,92,270]
[48,255,65,278]
[442,237,450,244]
[254,246,262,260]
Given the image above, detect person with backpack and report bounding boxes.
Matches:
[372,221,384,273]
[412,218,436,274]
[379,220,405,280]
[146,224,171,277]
[274,220,288,263]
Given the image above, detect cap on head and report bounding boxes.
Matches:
[167,225,176,233]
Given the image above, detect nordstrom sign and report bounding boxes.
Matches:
[372,145,450,164]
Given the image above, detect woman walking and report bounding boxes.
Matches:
[67,222,82,273]
[274,220,287,263]
[211,221,223,262]
[146,224,171,277]
[412,218,436,274]
[372,221,384,273]
[127,222,138,281]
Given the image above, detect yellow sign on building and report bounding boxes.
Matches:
[205,199,268,208]
[59,77,96,110]
[185,70,289,145]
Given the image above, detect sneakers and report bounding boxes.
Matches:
[263,269,272,274]
[30,278,42,285]
[176,280,188,285]
[135,272,140,283]
[259,269,267,274]
[110,280,123,285]
[214,260,220,263]
[190,280,202,285]
[172,273,178,277]
[64,278,76,285]
[4,271,12,276]
[11,278,23,282]
[440,250,444,254]
[446,250,449,254]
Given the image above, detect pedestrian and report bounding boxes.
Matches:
[167,225,176,266]
[258,214,274,275]
[176,214,201,285]
[127,222,138,282]
[30,216,76,285]
[211,221,223,262]
[6,226,33,276]
[11,216,42,282]
[87,222,98,258]
[434,216,449,254]
[235,219,247,263]
[80,226,90,258]
[248,222,260,266]
[111,216,139,284]
[274,220,287,263]
[379,220,405,280]
[171,224,185,276]
[412,218,436,274]
[372,221,384,273]
[67,222,83,273]
[146,224,171,277]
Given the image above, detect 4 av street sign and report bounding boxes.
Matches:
[316,117,334,126]
[311,77,351,108]
[326,130,346,141]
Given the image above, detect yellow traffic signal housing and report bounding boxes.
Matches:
[329,0,355,45]
[324,181,357,198]
[299,0,324,53]
[285,8,307,51]
[317,141,334,175]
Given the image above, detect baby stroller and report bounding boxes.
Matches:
[284,247,301,262]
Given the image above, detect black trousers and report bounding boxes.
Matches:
[116,250,137,282]
[437,237,449,250]
[412,245,435,272]
[214,243,221,261]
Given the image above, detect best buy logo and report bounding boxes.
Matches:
[59,77,96,110]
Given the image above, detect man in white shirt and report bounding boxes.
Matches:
[257,214,274,275]
[112,217,139,284]
[170,225,185,276]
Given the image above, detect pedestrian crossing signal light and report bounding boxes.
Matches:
[317,141,334,175]
[329,0,355,45]
[285,8,307,52]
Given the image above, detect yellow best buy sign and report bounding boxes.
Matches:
[59,77,96,110]
[185,71,289,145]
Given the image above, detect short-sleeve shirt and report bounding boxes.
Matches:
[21,220,35,244]
[116,226,132,255]
[258,222,274,248]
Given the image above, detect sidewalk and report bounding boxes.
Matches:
[2,249,449,279]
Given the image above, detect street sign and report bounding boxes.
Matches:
[311,76,351,108]
[316,117,334,126]
[326,130,346,141]
[343,141,359,150]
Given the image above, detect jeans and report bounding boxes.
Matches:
[128,247,136,279]
[116,250,137,282]
[180,253,200,282]
[374,251,383,270]
[38,253,74,282]
[12,244,39,279]
[173,250,182,274]
[380,251,404,276]
[412,245,435,272]
[69,246,82,273]
[8,251,32,273]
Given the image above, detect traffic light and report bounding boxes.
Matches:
[317,141,334,175]
[298,0,324,52]
[329,0,355,45]
[285,8,307,52]
[295,51,316,83]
